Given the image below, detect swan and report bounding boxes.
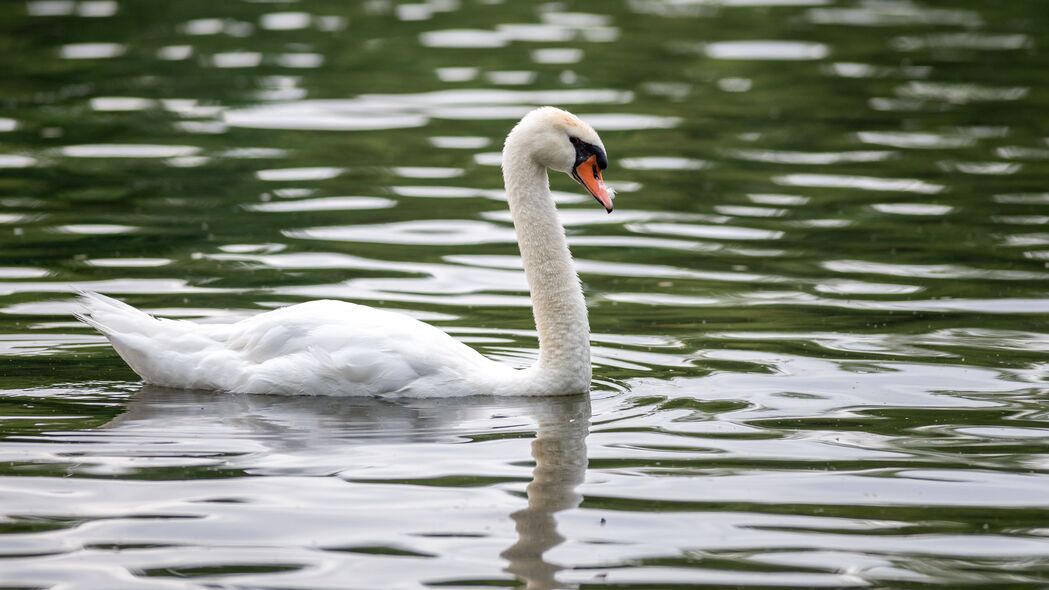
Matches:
[76,107,613,397]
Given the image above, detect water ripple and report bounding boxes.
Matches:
[245,196,396,212]
[774,173,945,194]
[703,40,830,60]
[822,259,1049,281]
[223,89,634,131]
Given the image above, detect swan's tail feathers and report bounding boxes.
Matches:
[75,291,163,380]
[75,291,156,335]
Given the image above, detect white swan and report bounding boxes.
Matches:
[77,107,613,397]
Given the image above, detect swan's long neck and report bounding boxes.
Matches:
[503,143,591,391]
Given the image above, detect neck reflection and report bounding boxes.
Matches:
[502,394,591,590]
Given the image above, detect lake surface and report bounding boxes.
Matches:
[2,0,1049,588]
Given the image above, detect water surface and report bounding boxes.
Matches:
[2,0,1049,588]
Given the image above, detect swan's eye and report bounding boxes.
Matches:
[569,136,581,146]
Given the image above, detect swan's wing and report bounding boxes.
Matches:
[78,294,494,396]
[221,300,494,395]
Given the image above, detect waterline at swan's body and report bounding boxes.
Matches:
[76,107,613,397]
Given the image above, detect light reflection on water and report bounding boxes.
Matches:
[0,388,592,590]
[2,0,1049,587]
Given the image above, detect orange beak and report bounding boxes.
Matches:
[573,155,613,213]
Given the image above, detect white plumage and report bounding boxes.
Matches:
[77,107,613,397]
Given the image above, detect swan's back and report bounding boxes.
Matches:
[78,293,498,396]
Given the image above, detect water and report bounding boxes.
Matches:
[2,0,1049,587]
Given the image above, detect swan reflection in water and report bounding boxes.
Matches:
[107,386,590,590]
[501,395,590,589]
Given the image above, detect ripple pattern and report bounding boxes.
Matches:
[2,1,1049,588]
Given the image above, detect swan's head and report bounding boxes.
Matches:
[506,106,614,213]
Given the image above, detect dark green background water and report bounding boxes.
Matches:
[2,0,1049,588]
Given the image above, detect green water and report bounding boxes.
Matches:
[2,0,1049,588]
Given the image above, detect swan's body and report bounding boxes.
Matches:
[77,107,613,397]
